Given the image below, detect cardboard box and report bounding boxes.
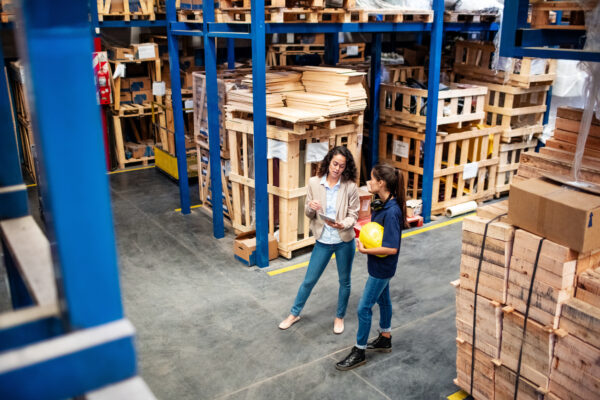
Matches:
[131,90,152,105]
[108,46,134,61]
[119,91,132,104]
[125,142,147,159]
[233,231,279,266]
[129,77,152,92]
[508,177,600,253]
[131,43,159,60]
[358,189,372,220]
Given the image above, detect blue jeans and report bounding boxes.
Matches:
[356,276,392,348]
[290,240,355,318]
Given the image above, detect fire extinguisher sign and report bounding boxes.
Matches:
[93,51,112,106]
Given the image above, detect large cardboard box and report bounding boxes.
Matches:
[233,231,279,266]
[131,43,159,60]
[508,177,600,253]
[358,189,372,220]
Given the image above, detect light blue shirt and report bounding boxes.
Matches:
[318,175,342,244]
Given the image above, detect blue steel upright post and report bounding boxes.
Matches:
[251,0,269,267]
[368,33,382,170]
[166,0,192,215]
[421,0,444,223]
[202,0,226,238]
[227,38,236,69]
[325,33,339,65]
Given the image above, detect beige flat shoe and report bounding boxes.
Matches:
[279,315,301,330]
[334,318,344,334]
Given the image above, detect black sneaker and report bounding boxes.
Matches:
[335,346,366,371]
[367,332,392,353]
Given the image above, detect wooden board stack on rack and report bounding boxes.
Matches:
[514,106,600,186]
[220,66,366,258]
[378,78,502,214]
[453,40,556,197]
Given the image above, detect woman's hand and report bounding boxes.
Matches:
[309,200,322,211]
[324,220,344,230]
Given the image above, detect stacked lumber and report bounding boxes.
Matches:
[225,89,285,112]
[298,66,367,112]
[494,364,545,400]
[284,91,349,115]
[575,267,600,308]
[506,230,577,329]
[243,71,304,93]
[455,338,496,400]
[515,106,600,186]
[549,298,600,400]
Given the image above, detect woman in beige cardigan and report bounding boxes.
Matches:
[279,146,360,334]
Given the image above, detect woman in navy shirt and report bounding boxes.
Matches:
[336,163,409,370]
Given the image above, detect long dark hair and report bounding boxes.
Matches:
[372,163,409,229]
[317,146,357,183]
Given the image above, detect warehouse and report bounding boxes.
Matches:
[1,0,599,399]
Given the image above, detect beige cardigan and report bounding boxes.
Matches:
[305,175,360,243]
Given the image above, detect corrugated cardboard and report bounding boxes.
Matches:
[358,189,372,220]
[234,231,279,266]
[508,177,600,253]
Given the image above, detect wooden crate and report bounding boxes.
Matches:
[383,65,425,84]
[453,280,504,359]
[459,215,515,304]
[495,140,538,196]
[379,82,487,129]
[266,43,325,67]
[494,364,546,400]
[498,307,554,391]
[453,41,556,88]
[226,113,362,258]
[196,147,234,222]
[530,0,596,30]
[455,339,496,400]
[379,123,502,214]
[549,332,600,400]
[111,107,164,169]
[97,0,156,21]
[156,89,195,156]
[338,43,365,64]
[463,80,549,143]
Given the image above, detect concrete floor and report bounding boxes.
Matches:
[11,167,465,399]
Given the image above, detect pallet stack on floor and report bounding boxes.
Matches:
[454,155,600,398]
[515,106,600,186]
[212,66,366,258]
[452,40,556,197]
[378,75,502,215]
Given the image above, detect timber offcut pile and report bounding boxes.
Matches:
[454,141,600,399]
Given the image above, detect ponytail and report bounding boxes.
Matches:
[372,163,409,229]
[395,169,409,229]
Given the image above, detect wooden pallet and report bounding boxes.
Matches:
[379,82,487,130]
[462,80,549,143]
[97,0,156,21]
[444,11,499,23]
[226,113,362,258]
[379,123,502,214]
[453,41,556,89]
[383,65,425,84]
[266,43,325,66]
[177,9,203,22]
[352,8,433,23]
[495,140,538,196]
[530,0,596,30]
[338,43,365,64]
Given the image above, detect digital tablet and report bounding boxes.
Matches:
[318,213,337,224]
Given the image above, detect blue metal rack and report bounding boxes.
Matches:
[0,1,153,397]
[500,0,600,61]
[165,0,498,267]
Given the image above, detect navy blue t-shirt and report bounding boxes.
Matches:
[367,199,403,279]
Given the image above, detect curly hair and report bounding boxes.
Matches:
[317,146,357,183]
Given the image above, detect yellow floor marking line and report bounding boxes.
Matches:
[174,204,203,212]
[108,165,155,175]
[268,212,476,277]
[447,390,469,400]
[26,183,37,188]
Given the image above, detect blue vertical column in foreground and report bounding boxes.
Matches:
[421,0,444,223]
[368,33,382,171]
[202,0,226,238]
[166,0,191,215]
[325,33,339,66]
[227,38,236,69]
[251,0,269,267]
[17,0,125,329]
[0,38,28,220]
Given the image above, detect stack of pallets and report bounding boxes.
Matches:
[453,40,556,196]
[378,78,502,214]
[97,0,156,21]
[515,106,600,186]
[222,66,366,258]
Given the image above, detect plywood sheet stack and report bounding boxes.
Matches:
[515,106,600,186]
[298,66,368,112]
[453,203,514,399]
